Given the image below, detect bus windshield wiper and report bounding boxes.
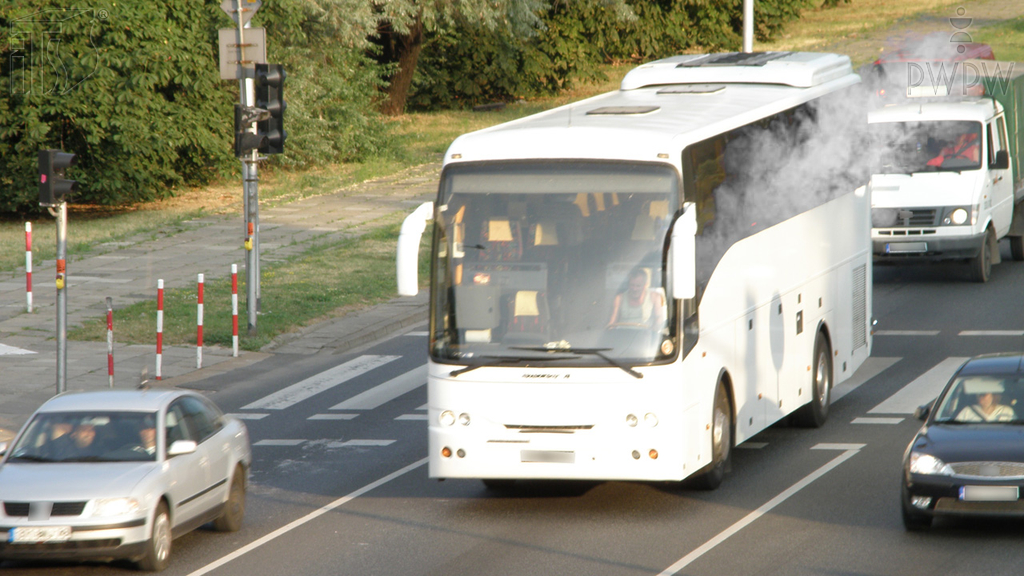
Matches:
[449,354,579,377]
[510,346,643,379]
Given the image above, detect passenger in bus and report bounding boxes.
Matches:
[926,131,979,167]
[608,268,666,330]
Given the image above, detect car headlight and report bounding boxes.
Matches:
[909,452,953,476]
[90,497,141,517]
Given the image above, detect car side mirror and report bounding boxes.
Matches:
[0,442,7,457]
[992,149,1010,170]
[167,440,198,457]
[914,401,933,421]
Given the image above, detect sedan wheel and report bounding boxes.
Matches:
[137,502,171,572]
[214,467,246,532]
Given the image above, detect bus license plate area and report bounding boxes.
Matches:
[8,526,72,544]
[885,242,927,254]
[959,485,1019,502]
[521,450,574,464]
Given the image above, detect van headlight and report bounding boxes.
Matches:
[949,208,968,225]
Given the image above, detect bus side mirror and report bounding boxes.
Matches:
[670,207,697,300]
[992,149,1010,170]
[397,202,434,296]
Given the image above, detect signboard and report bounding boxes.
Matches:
[220,0,262,26]
[218,27,266,80]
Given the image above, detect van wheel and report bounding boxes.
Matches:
[689,381,732,490]
[1010,235,1024,261]
[795,331,832,428]
[969,227,995,282]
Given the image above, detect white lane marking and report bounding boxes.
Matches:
[228,413,269,421]
[308,414,359,421]
[328,439,396,448]
[0,343,35,356]
[330,364,427,411]
[405,331,429,337]
[868,357,969,415]
[659,446,861,575]
[832,357,901,402]
[395,414,428,421]
[811,443,866,451]
[873,330,940,336]
[254,440,305,447]
[416,404,427,411]
[959,330,1024,336]
[242,355,400,410]
[736,442,768,450]
[188,457,427,576]
[852,417,904,425]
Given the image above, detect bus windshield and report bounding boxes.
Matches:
[871,120,983,174]
[430,161,680,367]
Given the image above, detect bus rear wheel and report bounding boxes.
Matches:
[794,331,832,428]
[689,381,732,490]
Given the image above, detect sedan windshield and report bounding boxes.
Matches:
[871,120,983,174]
[932,376,1024,424]
[430,161,680,367]
[8,411,158,463]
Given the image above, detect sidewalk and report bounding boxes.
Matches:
[0,163,439,443]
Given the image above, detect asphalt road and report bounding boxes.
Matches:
[6,243,1024,576]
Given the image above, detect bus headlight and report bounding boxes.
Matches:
[458,413,471,426]
[644,413,659,427]
[439,410,456,427]
[626,414,638,427]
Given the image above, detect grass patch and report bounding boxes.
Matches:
[69,219,432,350]
[974,17,1024,62]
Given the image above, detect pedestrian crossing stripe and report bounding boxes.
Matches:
[0,343,35,356]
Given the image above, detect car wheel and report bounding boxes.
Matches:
[794,331,832,428]
[136,502,171,572]
[969,227,995,282]
[689,380,732,490]
[901,498,932,531]
[213,467,246,532]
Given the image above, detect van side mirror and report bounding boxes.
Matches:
[670,206,697,300]
[992,149,1010,170]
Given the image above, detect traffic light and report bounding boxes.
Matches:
[254,63,286,155]
[38,149,77,206]
[234,104,269,158]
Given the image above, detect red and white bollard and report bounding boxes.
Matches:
[25,222,32,313]
[106,297,114,388]
[231,264,239,357]
[156,279,164,380]
[197,273,204,369]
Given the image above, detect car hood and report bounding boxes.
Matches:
[0,462,158,501]
[914,424,1024,463]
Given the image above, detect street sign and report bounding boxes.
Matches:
[218,27,266,80]
[220,0,262,26]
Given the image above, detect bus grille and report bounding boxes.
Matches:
[504,425,593,434]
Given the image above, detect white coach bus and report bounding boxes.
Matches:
[397,52,872,489]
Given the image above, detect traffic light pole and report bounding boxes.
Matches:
[237,14,260,335]
[53,202,68,394]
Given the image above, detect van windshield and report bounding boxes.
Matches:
[871,120,982,174]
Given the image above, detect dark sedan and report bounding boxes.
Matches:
[902,353,1024,530]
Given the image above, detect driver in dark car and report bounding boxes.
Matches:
[955,390,1015,422]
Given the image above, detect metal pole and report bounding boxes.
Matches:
[743,0,754,53]
[55,202,67,394]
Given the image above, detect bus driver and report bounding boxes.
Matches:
[608,268,666,330]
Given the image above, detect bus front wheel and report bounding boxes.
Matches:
[794,331,832,428]
[689,381,732,490]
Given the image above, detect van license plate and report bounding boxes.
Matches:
[886,242,927,254]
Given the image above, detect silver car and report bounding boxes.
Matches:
[0,389,251,571]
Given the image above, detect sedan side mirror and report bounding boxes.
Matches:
[0,441,7,457]
[914,401,934,421]
[167,440,198,457]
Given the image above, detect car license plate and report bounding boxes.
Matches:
[959,485,1020,502]
[8,526,72,543]
[885,242,927,254]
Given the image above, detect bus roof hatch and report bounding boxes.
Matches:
[620,51,853,91]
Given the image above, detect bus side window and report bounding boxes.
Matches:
[686,136,726,235]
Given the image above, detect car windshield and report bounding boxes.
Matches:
[7,411,158,463]
[932,376,1024,424]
